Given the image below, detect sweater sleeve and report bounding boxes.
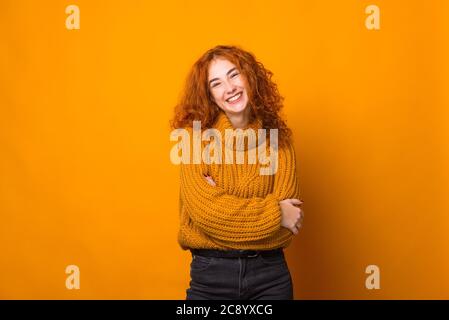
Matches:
[180,162,282,243]
[179,139,300,243]
[271,140,301,202]
[250,140,302,248]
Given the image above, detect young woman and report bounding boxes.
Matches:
[171,45,304,300]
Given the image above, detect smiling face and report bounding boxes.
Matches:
[208,57,249,116]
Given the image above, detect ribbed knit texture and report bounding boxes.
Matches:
[177,111,301,251]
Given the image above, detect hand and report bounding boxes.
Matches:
[203,175,216,186]
[279,198,304,235]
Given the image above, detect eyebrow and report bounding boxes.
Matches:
[208,67,238,85]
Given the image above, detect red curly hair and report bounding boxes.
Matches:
[171,45,292,146]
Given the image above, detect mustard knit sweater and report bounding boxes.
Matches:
[177,111,301,251]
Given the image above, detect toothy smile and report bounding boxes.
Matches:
[226,92,242,103]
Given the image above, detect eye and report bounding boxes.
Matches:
[211,82,221,88]
[231,72,240,78]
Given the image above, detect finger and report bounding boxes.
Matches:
[204,176,216,186]
[291,226,298,235]
[289,199,303,206]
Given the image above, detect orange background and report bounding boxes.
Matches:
[1,0,448,299]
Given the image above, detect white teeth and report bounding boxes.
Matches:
[227,92,242,102]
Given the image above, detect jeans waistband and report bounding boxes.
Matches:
[190,248,283,259]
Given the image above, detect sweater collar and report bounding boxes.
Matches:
[214,111,262,131]
[213,111,263,152]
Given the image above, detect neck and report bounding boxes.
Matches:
[226,108,250,129]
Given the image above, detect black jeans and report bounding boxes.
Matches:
[186,250,294,300]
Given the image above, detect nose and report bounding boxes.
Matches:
[223,80,237,95]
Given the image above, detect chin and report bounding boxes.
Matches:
[224,104,247,114]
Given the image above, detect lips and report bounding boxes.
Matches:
[226,92,243,104]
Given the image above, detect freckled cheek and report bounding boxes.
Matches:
[238,78,249,93]
[212,89,224,105]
